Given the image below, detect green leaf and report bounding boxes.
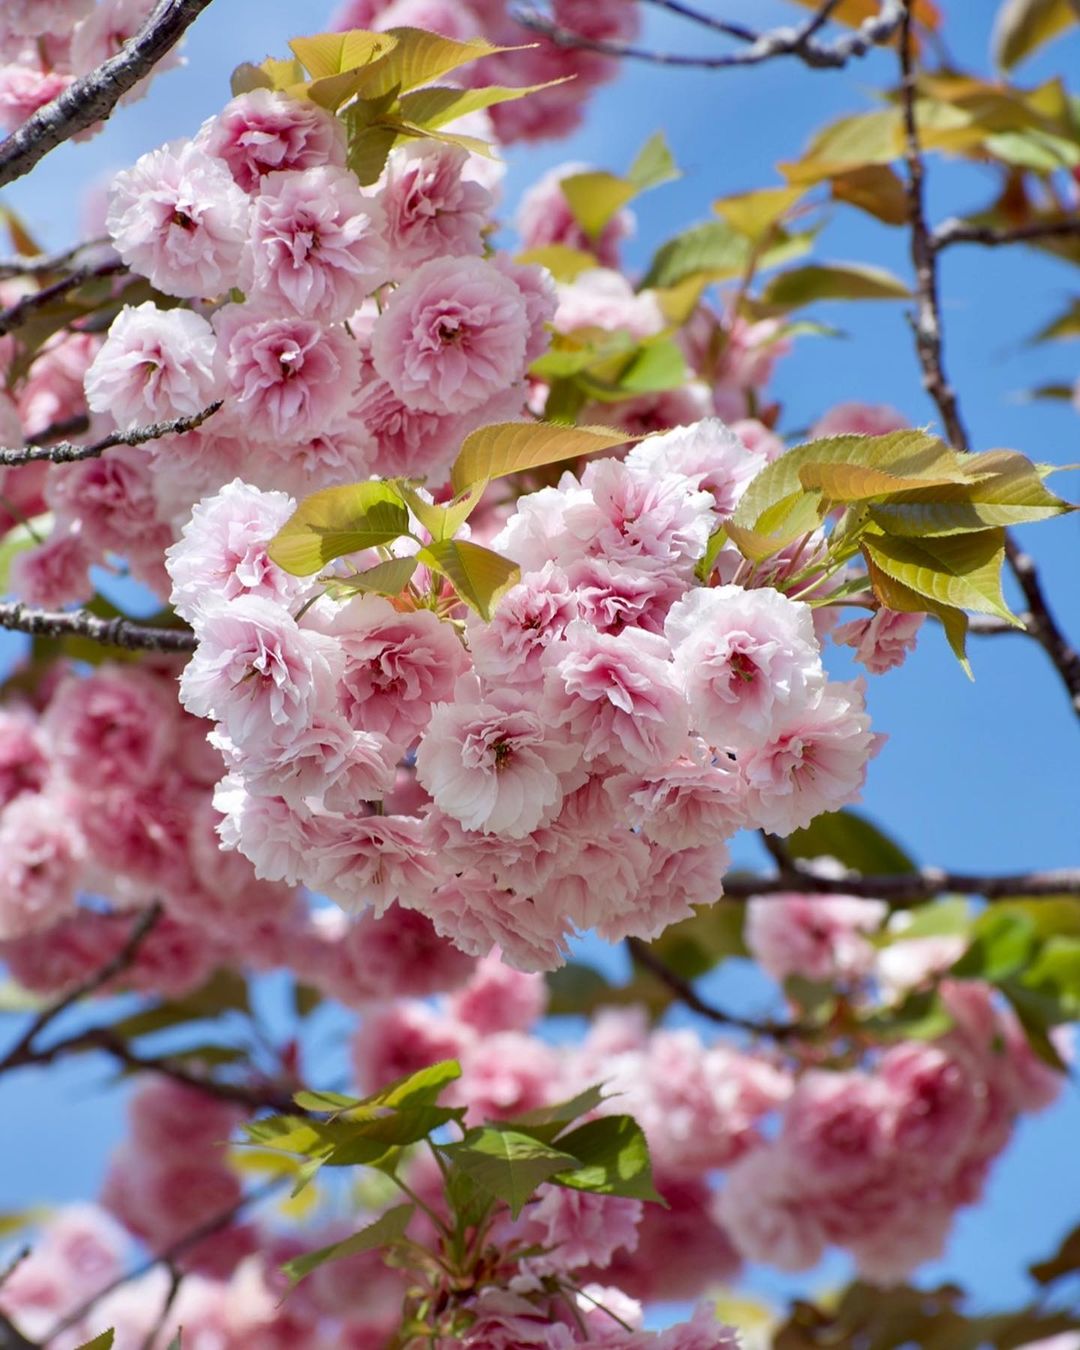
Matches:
[860,989,954,1042]
[324,556,418,599]
[0,512,51,591]
[1020,935,1080,1020]
[107,969,250,1040]
[446,1128,581,1218]
[552,1116,663,1204]
[416,539,519,620]
[562,133,678,241]
[1032,298,1080,342]
[641,219,808,290]
[267,482,409,575]
[761,262,910,308]
[294,1089,362,1114]
[75,1334,115,1350]
[281,1204,414,1287]
[399,78,571,131]
[951,909,1038,982]
[506,1085,610,1143]
[289,29,396,79]
[374,1059,462,1108]
[786,808,917,875]
[449,421,637,494]
[713,185,805,239]
[887,897,973,942]
[397,482,486,542]
[993,0,1079,69]
[515,244,599,281]
[862,549,972,673]
[359,28,514,99]
[862,528,1019,624]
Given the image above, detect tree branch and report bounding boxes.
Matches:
[0,604,197,654]
[511,0,902,71]
[0,401,221,467]
[0,260,127,339]
[896,1,1080,719]
[0,239,110,281]
[0,905,162,1077]
[933,217,1080,250]
[0,0,216,190]
[721,863,1080,902]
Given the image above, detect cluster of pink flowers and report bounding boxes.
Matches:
[0,0,180,133]
[173,415,883,972]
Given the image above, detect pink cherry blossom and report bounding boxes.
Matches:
[418,873,574,972]
[213,303,360,441]
[43,666,177,788]
[213,773,321,885]
[0,710,49,808]
[311,813,443,915]
[178,595,343,750]
[466,562,580,688]
[84,302,220,430]
[0,792,82,939]
[606,750,746,849]
[416,678,582,837]
[566,557,684,637]
[71,0,182,103]
[47,445,168,560]
[351,1000,474,1094]
[517,1185,642,1275]
[740,679,883,834]
[554,267,664,339]
[165,478,309,623]
[542,621,690,771]
[717,1148,827,1273]
[811,401,908,438]
[9,528,92,607]
[745,893,887,983]
[492,255,558,364]
[107,139,250,297]
[3,0,93,36]
[626,417,768,519]
[448,950,547,1033]
[243,166,388,321]
[834,606,925,674]
[199,89,347,192]
[0,62,72,131]
[452,1029,560,1120]
[377,141,492,271]
[781,1070,895,1187]
[666,585,824,751]
[372,255,530,414]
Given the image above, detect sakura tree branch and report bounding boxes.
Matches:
[0,401,222,466]
[896,2,1080,719]
[0,259,127,339]
[0,239,110,281]
[512,0,902,71]
[721,863,1080,902]
[933,217,1080,250]
[0,603,197,653]
[627,937,801,1037]
[47,1178,286,1342]
[0,905,162,1077]
[0,0,216,189]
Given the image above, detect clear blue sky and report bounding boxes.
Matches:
[0,0,1078,1323]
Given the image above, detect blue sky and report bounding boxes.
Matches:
[1,0,1078,1324]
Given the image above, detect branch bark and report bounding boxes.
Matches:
[0,401,221,467]
[0,260,127,339]
[722,863,1080,902]
[896,1,1080,720]
[0,603,197,654]
[0,0,216,190]
[933,217,1080,250]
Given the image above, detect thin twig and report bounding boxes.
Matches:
[47,1179,285,1342]
[933,217,1080,250]
[627,937,801,1036]
[140,1265,182,1350]
[512,0,902,71]
[637,0,758,42]
[721,863,1080,902]
[896,1,1080,719]
[0,401,222,467]
[0,603,197,653]
[0,0,216,190]
[26,414,90,447]
[0,260,127,339]
[0,239,111,281]
[0,904,162,1077]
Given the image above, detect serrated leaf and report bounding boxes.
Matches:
[374,1059,462,1108]
[325,555,418,598]
[799,460,969,501]
[294,1089,361,1114]
[863,549,972,673]
[360,28,515,99]
[267,482,409,575]
[282,1203,413,1287]
[446,1128,581,1218]
[552,1116,663,1204]
[256,56,307,92]
[641,219,783,289]
[761,262,910,308]
[829,164,909,225]
[506,1085,610,1143]
[74,1334,115,1350]
[399,78,569,131]
[416,539,519,620]
[450,421,637,494]
[993,0,1079,69]
[289,29,396,80]
[863,528,1019,624]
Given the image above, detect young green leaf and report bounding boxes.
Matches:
[829,164,910,225]
[396,482,487,542]
[398,79,571,132]
[992,0,1079,70]
[74,1333,115,1350]
[515,244,600,281]
[786,808,917,876]
[446,1128,582,1218]
[267,482,409,576]
[281,1203,414,1287]
[325,556,418,599]
[761,262,911,308]
[552,1116,664,1204]
[862,528,1020,624]
[416,539,520,620]
[561,132,678,242]
[449,422,638,494]
[505,1085,611,1143]
[372,1058,462,1108]
[288,29,396,80]
[358,28,515,99]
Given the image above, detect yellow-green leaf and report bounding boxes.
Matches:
[282,1204,414,1287]
[267,483,409,576]
[993,0,1079,69]
[74,1333,115,1350]
[360,28,514,99]
[325,556,418,598]
[761,262,910,308]
[450,422,638,494]
[562,133,679,242]
[289,29,395,79]
[713,184,805,239]
[863,528,1019,624]
[862,550,971,673]
[416,539,519,620]
[399,78,570,131]
[230,62,273,96]
[515,244,598,281]
[397,482,487,541]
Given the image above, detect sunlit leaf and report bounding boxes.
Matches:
[267,482,409,575]
[829,164,910,225]
[862,528,1019,624]
[325,556,418,599]
[282,1204,414,1287]
[515,244,599,281]
[762,262,910,308]
[553,1116,664,1204]
[450,422,638,494]
[786,808,917,875]
[416,539,520,620]
[446,1128,581,1218]
[993,0,1079,69]
[399,78,570,131]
